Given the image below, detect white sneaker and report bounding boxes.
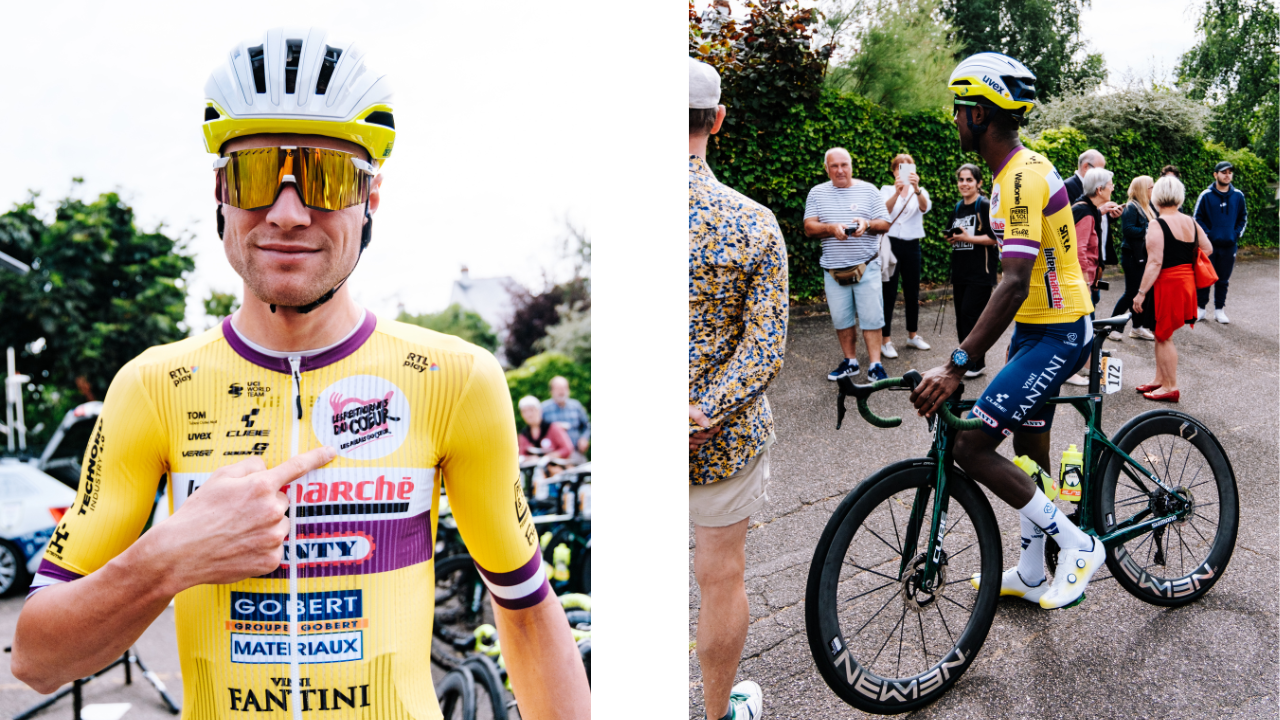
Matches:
[969,567,1049,604]
[1215,309,1229,324]
[1064,373,1089,386]
[880,340,899,359]
[725,680,763,720]
[1129,327,1155,341]
[1197,307,1206,321]
[1039,538,1105,609]
[964,368,985,378]
[905,335,931,350]
[1107,331,1123,342]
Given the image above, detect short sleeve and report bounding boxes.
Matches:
[34,361,169,591]
[439,352,548,610]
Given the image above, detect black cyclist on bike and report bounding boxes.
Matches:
[909,52,1104,610]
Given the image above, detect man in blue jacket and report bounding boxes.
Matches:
[1193,161,1248,324]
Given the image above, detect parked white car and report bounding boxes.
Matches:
[0,458,77,596]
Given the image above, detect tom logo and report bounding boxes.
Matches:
[312,375,411,460]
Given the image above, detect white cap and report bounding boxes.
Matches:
[689,58,721,109]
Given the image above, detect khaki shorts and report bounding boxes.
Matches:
[690,446,771,527]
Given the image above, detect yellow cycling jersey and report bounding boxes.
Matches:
[31,312,545,720]
[989,146,1094,324]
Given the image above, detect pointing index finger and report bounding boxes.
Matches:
[262,446,338,490]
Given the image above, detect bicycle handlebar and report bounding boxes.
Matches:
[836,370,984,432]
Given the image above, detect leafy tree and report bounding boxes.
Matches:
[1177,0,1279,170]
[1026,81,1212,154]
[203,289,240,328]
[534,303,590,365]
[397,303,498,352]
[503,278,590,369]
[939,0,1107,100]
[504,352,590,430]
[0,190,194,447]
[691,0,830,138]
[827,0,965,114]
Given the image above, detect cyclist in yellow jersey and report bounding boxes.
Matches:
[11,27,590,720]
[911,53,1105,611]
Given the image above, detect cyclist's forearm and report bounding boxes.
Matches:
[12,541,175,693]
[495,594,590,719]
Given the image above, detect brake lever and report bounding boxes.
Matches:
[836,391,848,430]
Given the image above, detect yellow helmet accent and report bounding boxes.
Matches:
[948,52,1037,117]
[202,101,396,161]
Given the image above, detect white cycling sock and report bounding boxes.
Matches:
[1018,488,1092,551]
[1017,515,1046,584]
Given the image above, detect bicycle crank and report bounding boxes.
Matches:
[901,552,947,612]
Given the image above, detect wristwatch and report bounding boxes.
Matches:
[950,348,970,371]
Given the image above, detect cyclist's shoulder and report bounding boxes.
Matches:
[375,318,497,377]
[115,327,226,383]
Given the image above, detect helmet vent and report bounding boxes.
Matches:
[952,79,972,86]
[315,46,343,95]
[284,39,304,94]
[364,111,395,129]
[204,106,221,122]
[248,45,267,94]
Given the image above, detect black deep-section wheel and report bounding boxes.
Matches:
[435,668,477,720]
[1096,410,1238,607]
[805,459,1001,715]
[433,554,491,669]
[462,653,509,720]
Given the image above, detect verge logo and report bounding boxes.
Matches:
[312,375,410,460]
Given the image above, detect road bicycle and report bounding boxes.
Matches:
[804,313,1239,715]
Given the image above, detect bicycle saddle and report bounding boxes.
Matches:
[1091,312,1131,334]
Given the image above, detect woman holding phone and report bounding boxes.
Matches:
[879,153,933,358]
[945,163,999,376]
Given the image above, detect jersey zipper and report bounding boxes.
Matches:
[287,355,302,720]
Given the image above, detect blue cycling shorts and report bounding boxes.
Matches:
[968,316,1092,438]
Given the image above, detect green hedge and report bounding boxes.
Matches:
[504,352,590,430]
[707,90,1277,303]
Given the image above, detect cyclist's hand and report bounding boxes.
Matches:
[690,405,720,450]
[910,364,962,418]
[145,446,337,591]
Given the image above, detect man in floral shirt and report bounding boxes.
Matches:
[688,57,788,720]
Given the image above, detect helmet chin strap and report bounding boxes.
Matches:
[268,199,373,315]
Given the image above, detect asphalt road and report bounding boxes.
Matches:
[690,255,1279,719]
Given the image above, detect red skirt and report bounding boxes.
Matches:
[1152,265,1196,342]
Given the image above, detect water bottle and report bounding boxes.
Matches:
[553,543,571,582]
[1060,444,1084,502]
[1013,455,1058,501]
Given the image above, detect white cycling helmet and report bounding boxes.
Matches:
[948,52,1038,120]
[202,26,396,162]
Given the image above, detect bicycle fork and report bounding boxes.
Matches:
[899,422,956,601]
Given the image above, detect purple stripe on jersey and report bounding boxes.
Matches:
[1044,186,1070,216]
[221,311,377,373]
[259,511,432,579]
[302,312,377,372]
[34,559,83,583]
[993,146,1026,178]
[27,560,84,597]
[475,550,543,587]
[1003,238,1041,251]
[490,577,551,610]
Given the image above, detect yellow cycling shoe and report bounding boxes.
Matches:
[970,568,1049,604]
[1039,538,1105,609]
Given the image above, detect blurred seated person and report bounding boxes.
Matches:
[517,395,575,465]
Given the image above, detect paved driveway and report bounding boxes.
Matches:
[690,255,1279,719]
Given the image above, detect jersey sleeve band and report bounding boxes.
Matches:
[474,551,551,610]
[27,559,84,597]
